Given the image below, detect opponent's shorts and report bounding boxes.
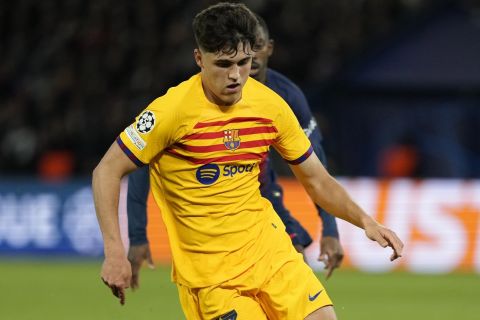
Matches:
[177,215,332,320]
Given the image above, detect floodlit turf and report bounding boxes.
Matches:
[1,260,478,319]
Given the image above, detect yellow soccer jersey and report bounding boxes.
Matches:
[118,74,313,287]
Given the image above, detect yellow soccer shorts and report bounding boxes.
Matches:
[177,215,333,319]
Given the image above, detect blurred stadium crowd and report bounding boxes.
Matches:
[0,0,479,178]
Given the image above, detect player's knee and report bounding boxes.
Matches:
[304,305,337,320]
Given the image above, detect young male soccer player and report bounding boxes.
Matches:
[126,14,344,287]
[93,3,403,319]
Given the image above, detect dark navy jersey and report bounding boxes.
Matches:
[127,163,150,245]
[127,69,338,247]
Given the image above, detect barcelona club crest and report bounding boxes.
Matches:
[224,129,241,151]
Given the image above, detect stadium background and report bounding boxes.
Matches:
[1,0,480,319]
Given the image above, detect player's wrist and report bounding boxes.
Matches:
[360,214,379,230]
[104,244,127,259]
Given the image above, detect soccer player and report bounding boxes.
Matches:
[93,3,403,319]
[126,14,344,287]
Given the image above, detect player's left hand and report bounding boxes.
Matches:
[318,236,344,279]
[364,222,404,262]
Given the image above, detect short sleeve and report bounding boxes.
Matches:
[273,100,313,165]
[118,98,178,166]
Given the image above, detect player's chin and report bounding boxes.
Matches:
[220,94,240,106]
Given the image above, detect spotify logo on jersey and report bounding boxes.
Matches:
[196,163,220,185]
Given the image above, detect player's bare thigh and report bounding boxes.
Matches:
[305,305,337,320]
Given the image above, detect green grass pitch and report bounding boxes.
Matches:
[1,260,478,319]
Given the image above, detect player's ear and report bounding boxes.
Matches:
[194,49,203,68]
[267,39,274,57]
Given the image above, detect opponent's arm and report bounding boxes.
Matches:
[289,152,404,262]
[127,166,150,246]
[126,166,155,290]
[92,141,138,305]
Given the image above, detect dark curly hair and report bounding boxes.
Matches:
[192,2,258,56]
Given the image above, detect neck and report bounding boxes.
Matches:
[257,72,267,84]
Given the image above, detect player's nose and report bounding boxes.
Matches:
[228,65,240,80]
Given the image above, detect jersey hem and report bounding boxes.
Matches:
[116,136,146,167]
[287,145,313,165]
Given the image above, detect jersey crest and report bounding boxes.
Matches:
[223,129,241,151]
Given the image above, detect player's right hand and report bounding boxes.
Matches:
[128,243,155,290]
[101,254,132,305]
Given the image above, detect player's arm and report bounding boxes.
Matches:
[309,136,338,236]
[126,166,155,290]
[92,141,138,305]
[289,152,404,262]
[288,87,344,277]
[308,133,344,277]
[290,86,340,237]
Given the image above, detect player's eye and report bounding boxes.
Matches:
[215,61,232,68]
[238,58,251,66]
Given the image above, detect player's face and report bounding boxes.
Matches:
[250,27,273,84]
[195,43,253,106]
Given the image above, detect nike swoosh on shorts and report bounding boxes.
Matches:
[308,290,323,301]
